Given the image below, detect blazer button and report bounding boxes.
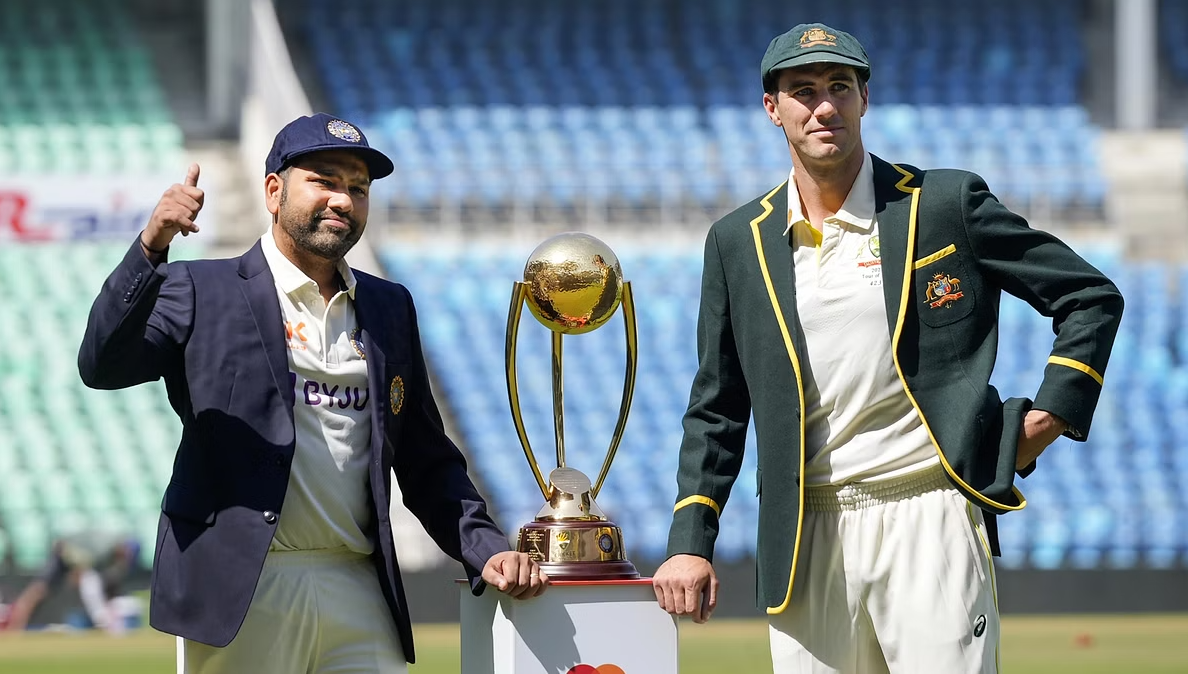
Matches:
[263,510,278,524]
[273,454,286,467]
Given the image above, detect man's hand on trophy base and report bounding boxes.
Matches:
[483,551,550,599]
[652,554,718,624]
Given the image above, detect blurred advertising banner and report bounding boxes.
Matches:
[0,175,214,242]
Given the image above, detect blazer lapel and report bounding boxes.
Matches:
[873,156,923,342]
[351,277,388,469]
[751,181,802,341]
[238,242,295,412]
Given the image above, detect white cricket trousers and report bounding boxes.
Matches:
[768,464,1000,674]
[179,548,407,674]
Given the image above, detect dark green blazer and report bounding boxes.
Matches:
[665,155,1124,614]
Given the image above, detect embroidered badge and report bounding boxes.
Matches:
[389,376,405,416]
[349,327,366,360]
[327,119,362,142]
[925,272,964,309]
[799,27,837,48]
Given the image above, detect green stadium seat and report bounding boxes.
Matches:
[0,0,183,174]
[0,473,37,511]
[7,516,49,571]
[0,241,190,567]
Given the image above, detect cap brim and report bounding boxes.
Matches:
[281,144,395,180]
[768,53,870,76]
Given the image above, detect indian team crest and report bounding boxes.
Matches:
[349,327,366,360]
[389,375,405,416]
[327,119,362,142]
[925,272,964,309]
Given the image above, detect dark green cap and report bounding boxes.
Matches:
[761,23,871,90]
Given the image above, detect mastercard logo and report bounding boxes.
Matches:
[566,666,625,674]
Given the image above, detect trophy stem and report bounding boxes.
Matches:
[506,282,550,500]
[593,281,638,499]
[551,330,566,468]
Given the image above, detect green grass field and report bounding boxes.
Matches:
[1,615,1186,673]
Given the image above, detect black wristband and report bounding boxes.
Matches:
[140,238,168,255]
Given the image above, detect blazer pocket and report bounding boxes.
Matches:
[913,243,957,269]
[914,246,976,327]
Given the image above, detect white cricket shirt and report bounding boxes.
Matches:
[786,153,938,485]
[260,230,375,553]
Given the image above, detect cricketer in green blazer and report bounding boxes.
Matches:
[665,155,1124,615]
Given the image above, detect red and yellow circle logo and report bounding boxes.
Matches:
[567,666,626,674]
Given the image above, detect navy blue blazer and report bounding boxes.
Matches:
[78,238,510,662]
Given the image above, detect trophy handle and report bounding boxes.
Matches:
[506,282,550,500]
[592,280,637,500]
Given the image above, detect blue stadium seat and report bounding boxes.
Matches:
[289,0,1104,213]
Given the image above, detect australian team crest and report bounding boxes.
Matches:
[327,119,362,142]
[925,272,964,309]
[800,27,837,48]
[389,376,405,416]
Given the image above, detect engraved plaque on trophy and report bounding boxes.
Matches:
[505,232,639,580]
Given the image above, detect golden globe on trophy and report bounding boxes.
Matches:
[505,232,640,580]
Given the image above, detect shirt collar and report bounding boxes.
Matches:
[260,228,357,299]
[785,152,876,237]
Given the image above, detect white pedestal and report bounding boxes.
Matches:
[460,579,678,674]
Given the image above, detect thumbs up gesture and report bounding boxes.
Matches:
[141,163,204,255]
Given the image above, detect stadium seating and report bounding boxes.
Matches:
[288,0,1104,215]
[0,0,183,174]
[381,245,1188,569]
[0,244,177,572]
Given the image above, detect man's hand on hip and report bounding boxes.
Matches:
[652,553,718,624]
[482,551,548,599]
[1015,409,1068,470]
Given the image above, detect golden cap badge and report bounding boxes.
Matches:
[799,28,837,48]
[327,119,362,142]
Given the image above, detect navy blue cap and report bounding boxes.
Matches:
[265,113,394,180]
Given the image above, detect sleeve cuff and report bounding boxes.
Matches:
[1033,360,1104,441]
[665,500,721,561]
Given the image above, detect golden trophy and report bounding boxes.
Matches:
[505,232,639,580]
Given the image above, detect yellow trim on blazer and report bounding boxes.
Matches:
[1048,356,1104,386]
[913,243,957,269]
[888,165,1026,514]
[748,182,807,616]
[673,495,722,517]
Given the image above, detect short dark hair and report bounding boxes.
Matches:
[764,65,869,97]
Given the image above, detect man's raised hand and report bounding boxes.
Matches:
[141,163,204,255]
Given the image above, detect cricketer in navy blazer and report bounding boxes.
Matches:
[77,235,510,662]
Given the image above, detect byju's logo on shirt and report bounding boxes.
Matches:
[289,373,369,410]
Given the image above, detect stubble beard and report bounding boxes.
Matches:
[278,185,361,261]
